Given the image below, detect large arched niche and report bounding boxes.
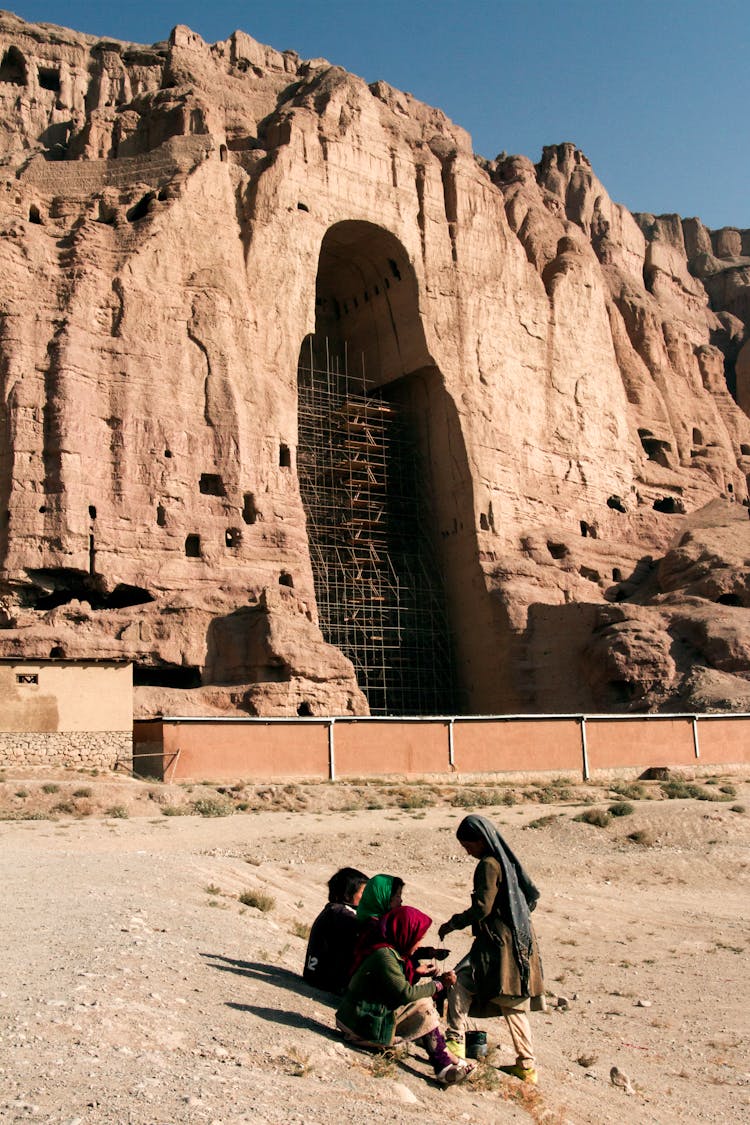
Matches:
[312,220,432,386]
[296,220,489,715]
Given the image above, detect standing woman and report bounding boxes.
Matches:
[438,815,545,1084]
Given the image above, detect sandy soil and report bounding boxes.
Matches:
[1,769,748,1124]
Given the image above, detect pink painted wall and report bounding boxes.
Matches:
[585,718,695,769]
[453,720,581,773]
[133,715,749,782]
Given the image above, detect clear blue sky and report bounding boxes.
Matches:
[6,1,750,229]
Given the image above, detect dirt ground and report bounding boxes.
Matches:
[0,767,748,1124]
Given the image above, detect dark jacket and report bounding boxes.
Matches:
[448,855,545,1008]
[303,903,360,994]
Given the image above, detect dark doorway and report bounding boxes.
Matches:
[297,222,460,715]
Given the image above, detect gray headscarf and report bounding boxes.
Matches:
[456,814,540,993]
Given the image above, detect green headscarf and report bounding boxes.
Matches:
[356,873,400,921]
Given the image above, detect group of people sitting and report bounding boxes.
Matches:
[303,814,545,1087]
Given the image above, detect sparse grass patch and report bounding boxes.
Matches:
[661,780,730,802]
[286,1046,313,1077]
[608,801,635,817]
[41,782,60,794]
[526,814,561,830]
[573,807,611,827]
[192,797,233,818]
[291,920,311,940]
[51,801,76,815]
[730,804,746,814]
[449,788,476,807]
[368,1050,400,1078]
[161,804,191,816]
[15,789,29,798]
[610,781,647,800]
[73,787,92,798]
[719,783,737,797]
[396,789,431,809]
[627,828,655,846]
[238,889,275,912]
[105,805,129,819]
[205,883,221,896]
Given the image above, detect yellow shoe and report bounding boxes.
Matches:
[500,1063,538,1084]
[445,1039,465,1060]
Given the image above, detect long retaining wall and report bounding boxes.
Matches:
[132,713,750,782]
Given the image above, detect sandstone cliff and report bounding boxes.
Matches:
[1,12,748,716]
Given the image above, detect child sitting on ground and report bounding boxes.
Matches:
[336,906,475,1085]
[303,867,368,994]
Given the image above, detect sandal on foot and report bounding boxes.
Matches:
[436,1059,477,1085]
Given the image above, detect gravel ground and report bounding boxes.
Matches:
[1,772,749,1123]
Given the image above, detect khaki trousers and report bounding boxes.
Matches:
[447,958,535,1068]
[337,996,440,1049]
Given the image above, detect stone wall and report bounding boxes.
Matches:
[0,731,132,770]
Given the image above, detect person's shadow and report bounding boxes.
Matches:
[201,952,338,1007]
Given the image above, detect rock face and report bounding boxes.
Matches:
[0,12,749,717]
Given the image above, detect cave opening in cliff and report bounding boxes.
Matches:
[297,221,462,716]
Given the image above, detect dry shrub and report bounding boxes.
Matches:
[627,828,655,846]
[610,780,647,800]
[105,804,129,819]
[161,804,191,816]
[608,801,635,817]
[573,807,611,828]
[73,787,92,798]
[291,920,311,939]
[730,804,746,814]
[238,889,275,912]
[192,796,233,817]
[526,814,561,830]
[41,782,60,794]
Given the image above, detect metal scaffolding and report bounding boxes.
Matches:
[297,335,458,715]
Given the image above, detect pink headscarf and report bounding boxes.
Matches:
[352,905,432,982]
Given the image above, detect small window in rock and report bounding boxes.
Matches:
[199,473,225,496]
[185,534,201,558]
[479,512,489,531]
[692,427,704,446]
[727,482,734,493]
[126,193,154,223]
[88,505,97,520]
[29,204,42,224]
[580,520,597,538]
[297,701,313,716]
[716,593,742,606]
[612,568,623,582]
[49,646,65,658]
[653,497,679,514]
[164,449,172,458]
[219,144,228,162]
[242,492,257,525]
[607,495,626,512]
[38,66,61,93]
[156,504,167,527]
[638,429,672,467]
[39,505,48,514]
[0,47,28,85]
[297,201,309,212]
[16,673,38,685]
[279,571,294,588]
[547,541,568,560]
[225,527,242,548]
[741,444,750,457]
[279,444,291,468]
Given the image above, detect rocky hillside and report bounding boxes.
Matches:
[0,12,748,715]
